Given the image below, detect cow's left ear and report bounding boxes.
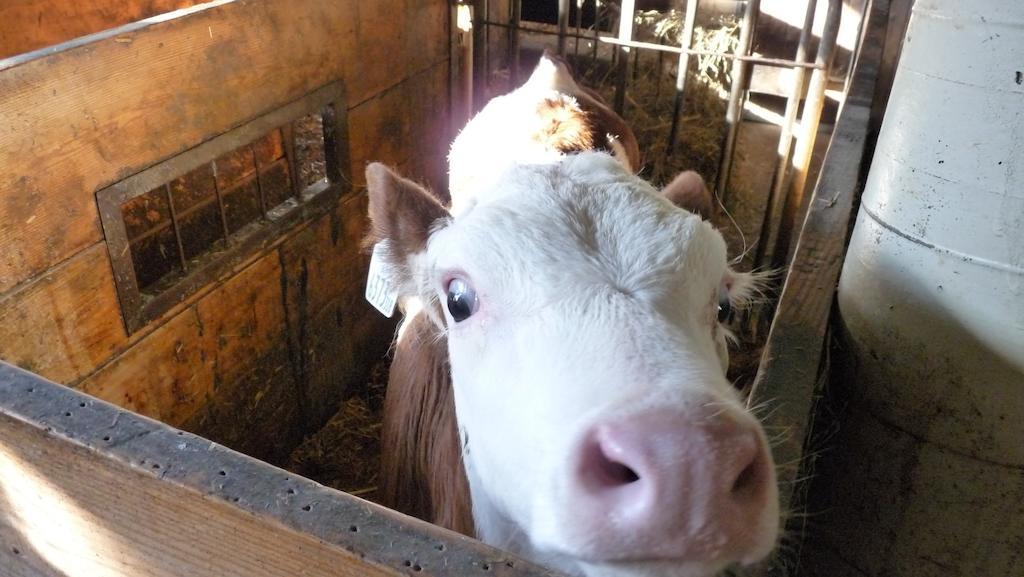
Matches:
[365,163,450,296]
[524,49,581,94]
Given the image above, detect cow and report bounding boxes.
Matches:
[367,55,776,577]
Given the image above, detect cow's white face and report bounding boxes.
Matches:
[367,153,779,577]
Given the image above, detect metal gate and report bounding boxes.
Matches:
[454,0,852,272]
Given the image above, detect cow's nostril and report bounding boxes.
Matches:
[732,461,757,494]
[730,448,764,499]
[601,459,640,486]
[580,435,643,489]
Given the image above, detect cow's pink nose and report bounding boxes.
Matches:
[572,409,775,562]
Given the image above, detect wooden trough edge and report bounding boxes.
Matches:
[0,361,562,577]
[748,0,890,541]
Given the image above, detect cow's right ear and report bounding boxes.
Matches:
[661,170,714,220]
[365,163,450,295]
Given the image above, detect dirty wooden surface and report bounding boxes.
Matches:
[748,0,888,526]
[0,0,450,461]
[0,0,209,59]
[0,0,449,296]
[0,362,561,577]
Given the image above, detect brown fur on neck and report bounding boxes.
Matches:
[379,311,474,535]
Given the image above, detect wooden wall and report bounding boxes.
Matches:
[0,0,452,465]
[0,0,209,59]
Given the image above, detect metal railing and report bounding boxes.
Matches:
[458,0,847,271]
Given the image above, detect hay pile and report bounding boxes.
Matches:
[285,359,390,499]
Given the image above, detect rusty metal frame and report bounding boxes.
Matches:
[97,81,350,335]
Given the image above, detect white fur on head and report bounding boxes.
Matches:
[370,152,778,577]
[447,53,638,217]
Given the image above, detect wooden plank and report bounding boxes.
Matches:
[349,62,451,189]
[0,191,392,465]
[77,306,213,427]
[348,0,450,106]
[186,246,304,464]
[0,0,209,59]
[0,193,319,390]
[0,244,126,384]
[0,0,359,295]
[278,192,397,428]
[281,193,373,322]
[195,247,287,387]
[749,0,889,516]
[0,362,557,577]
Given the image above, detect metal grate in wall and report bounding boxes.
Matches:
[97,82,349,333]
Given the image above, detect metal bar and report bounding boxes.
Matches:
[665,0,700,158]
[558,0,570,56]
[574,0,583,57]
[595,34,824,69]
[747,0,889,562]
[510,0,522,87]
[591,1,600,66]
[472,0,488,111]
[249,147,269,219]
[101,82,344,206]
[95,81,347,334]
[655,36,665,105]
[281,121,302,197]
[449,3,464,137]
[632,38,641,81]
[752,0,818,269]
[773,0,843,269]
[613,0,636,115]
[210,160,234,238]
[123,162,287,246]
[164,183,189,272]
[715,0,761,203]
[95,192,143,333]
[455,2,474,126]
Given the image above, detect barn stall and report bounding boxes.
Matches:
[4,1,1009,576]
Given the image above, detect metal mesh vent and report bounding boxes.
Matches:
[98,83,348,333]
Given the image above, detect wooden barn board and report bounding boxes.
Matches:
[74,193,393,464]
[748,0,889,521]
[0,244,127,385]
[0,0,346,294]
[0,56,446,458]
[0,0,209,59]
[0,49,445,400]
[0,362,561,577]
[0,0,446,297]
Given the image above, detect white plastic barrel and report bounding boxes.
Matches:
[808,1,1024,575]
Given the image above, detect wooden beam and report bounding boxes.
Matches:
[0,244,127,384]
[348,62,451,188]
[0,362,560,577]
[0,0,362,295]
[749,0,889,524]
[0,0,209,59]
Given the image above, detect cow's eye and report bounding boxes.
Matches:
[446,277,479,322]
[717,286,733,323]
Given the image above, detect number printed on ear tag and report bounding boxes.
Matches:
[365,243,398,318]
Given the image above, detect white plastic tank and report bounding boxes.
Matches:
[807,0,1024,575]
